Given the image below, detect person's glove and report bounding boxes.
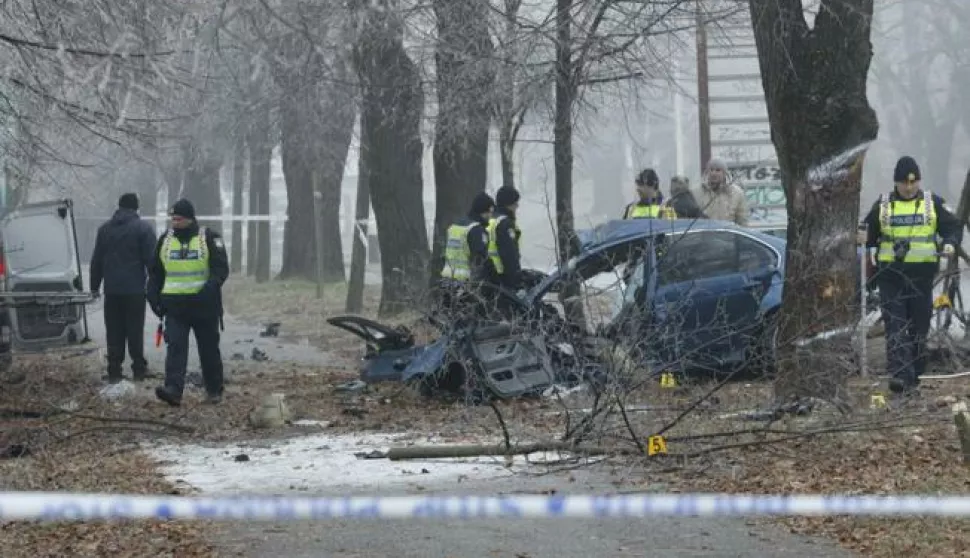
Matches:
[149,302,165,319]
[943,244,956,258]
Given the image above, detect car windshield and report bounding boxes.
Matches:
[537,239,647,329]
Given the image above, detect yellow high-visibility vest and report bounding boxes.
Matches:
[487,215,521,275]
[442,222,481,280]
[877,191,938,263]
[625,203,676,220]
[161,228,210,295]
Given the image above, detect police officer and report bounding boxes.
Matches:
[489,185,524,292]
[147,199,230,406]
[441,192,494,283]
[863,156,961,395]
[623,169,677,220]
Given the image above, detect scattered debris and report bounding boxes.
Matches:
[98,380,137,400]
[334,379,368,393]
[247,392,293,429]
[260,322,281,337]
[234,453,250,462]
[251,347,270,362]
[0,443,30,459]
[231,352,246,360]
[354,450,386,460]
[293,419,331,427]
[542,384,585,398]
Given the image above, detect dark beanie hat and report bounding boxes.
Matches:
[170,198,196,219]
[470,191,495,215]
[893,156,921,183]
[496,185,521,207]
[636,168,660,188]
[118,192,139,210]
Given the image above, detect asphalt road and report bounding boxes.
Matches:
[211,470,855,558]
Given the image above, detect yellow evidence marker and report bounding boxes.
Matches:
[870,393,887,409]
[934,293,952,310]
[660,372,677,388]
[647,435,668,456]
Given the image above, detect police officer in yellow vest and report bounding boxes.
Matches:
[489,186,524,292]
[441,192,495,284]
[863,156,961,395]
[623,169,677,220]
[147,199,230,406]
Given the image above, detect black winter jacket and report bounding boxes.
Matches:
[89,208,157,295]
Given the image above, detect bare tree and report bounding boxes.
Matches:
[871,0,965,199]
[353,0,430,316]
[428,0,495,284]
[748,0,879,404]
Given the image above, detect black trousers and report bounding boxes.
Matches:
[104,294,148,379]
[877,270,934,387]
[163,312,224,397]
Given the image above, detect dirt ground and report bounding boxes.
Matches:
[2,275,969,557]
[223,276,970,557]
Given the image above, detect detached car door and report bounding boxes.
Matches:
[652,230,774,369]
[1,199,90,349]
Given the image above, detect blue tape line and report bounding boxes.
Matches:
[5,493,970,521]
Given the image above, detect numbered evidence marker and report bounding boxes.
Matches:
[934,293,952,310]
[659,372,677,388]
[647,435,668,456]
[870,393,887,409]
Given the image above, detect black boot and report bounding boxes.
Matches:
[154,385,182,407]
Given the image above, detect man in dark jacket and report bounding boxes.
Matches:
[667,175,707,219]
[90,193,157,383]
[489,185,524,291]
[147,199,229,406]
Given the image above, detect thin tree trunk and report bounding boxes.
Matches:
[346,124,371,314]
[554,0,584,327]
[248,101,273,283]
[231,136,245,274]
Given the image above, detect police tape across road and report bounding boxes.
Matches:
[6,493,970,521]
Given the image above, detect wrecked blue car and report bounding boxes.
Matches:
[329,219,788,400]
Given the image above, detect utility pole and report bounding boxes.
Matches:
[695,1,711,174]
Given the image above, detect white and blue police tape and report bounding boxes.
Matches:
[6,493,970,521]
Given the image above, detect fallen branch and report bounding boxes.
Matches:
[56,425,189,441]
[48,408,195,433]
[386,442,640,461]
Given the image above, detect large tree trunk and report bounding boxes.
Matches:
[749,0,879,406]
[231,136,246,274]
[247,101,273,283]
[355,5,431,316]
[554,0,584,326]
[277,66,354,282]
[428,0,494,284]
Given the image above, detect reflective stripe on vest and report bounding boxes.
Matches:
[487,215,521,275]
[877,191,938,263]
[441,222,476,280]
[161,227,210,294]
[625,203,676,220]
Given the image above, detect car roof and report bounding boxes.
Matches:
[578,218,782,251]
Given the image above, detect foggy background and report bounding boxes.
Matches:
[8,0,965,278]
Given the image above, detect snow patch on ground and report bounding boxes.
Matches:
[147,432,570,495]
